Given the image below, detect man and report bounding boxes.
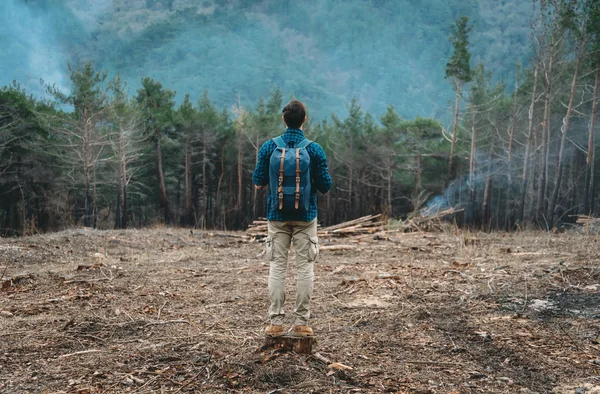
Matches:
[252,99,332,337]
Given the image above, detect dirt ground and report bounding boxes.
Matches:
[1,228,600,393]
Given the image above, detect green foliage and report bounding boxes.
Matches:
[446,16,473,83]
[588,0,600,63]
[136,77,176,139]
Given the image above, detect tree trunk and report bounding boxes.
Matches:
[529,125,541,221]
[121,150,128,229]
[446,78,461,189]
[115,126,123,229]
[237,138,243,226]
[184,136,192,227]
[505,84,517,229]
[548,43,584,227]
[83,134,91,228]
[156,134,169,224]
[468,106,477,225]
[202,129,208,229]
[92,165,97,229]
[215,144,226,229]
[252,132,259,221]
[536,22,557,222]
[348,136,354,219]
[416,150,422,197]
[387,168,392,216]
[115,181,121,229]
[585,67,599,215]
[482,155,493,229]
[520,66,539,223]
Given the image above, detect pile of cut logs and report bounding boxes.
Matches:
[246,209,460,240]
[246,220,269,237]
[246,214,385,239]
[574,215,600,228]
[405,208,461,232]
[318,214,384,237]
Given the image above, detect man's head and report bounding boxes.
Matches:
[282,100,307,129]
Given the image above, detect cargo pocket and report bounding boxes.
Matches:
[265,236,275,261]
[308,236,319,262]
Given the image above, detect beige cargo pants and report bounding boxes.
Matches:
[266,219,319,326]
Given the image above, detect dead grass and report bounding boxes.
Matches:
[1,228,600,393]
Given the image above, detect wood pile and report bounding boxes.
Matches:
[318,214,384,237]
[574,215,600,228]
[246,209,461,240]
[246,219,268,237]
[405,207,461,232]
[246,214,386,239]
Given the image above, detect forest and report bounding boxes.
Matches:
[4,2,600,392]
[1,0,600,235]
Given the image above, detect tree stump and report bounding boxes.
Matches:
[261,335,315,354]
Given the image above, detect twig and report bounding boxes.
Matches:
[143,319,190,328]
[157,301,168,320]
[0,330,37,337]
[404,360,457,366]
[557,323,580,351]
[313,352,332,364]
[63,278,111,284]
[174,356,211,393]
[56,349,104,359]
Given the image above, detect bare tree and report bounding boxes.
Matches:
[108,77,146,229]
[40,63,109,228]
[548,0,591,226]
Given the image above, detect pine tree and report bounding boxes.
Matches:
[445,16,473,189]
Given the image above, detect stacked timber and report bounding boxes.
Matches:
[574,215,600,228]
[246,214,386,239]
[246,210,461,240]
[405,207,461,232]
[318,214,384,237]
[246,218,268,238]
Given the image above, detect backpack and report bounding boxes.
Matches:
[269,136,313,214]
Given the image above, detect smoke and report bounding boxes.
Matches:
[0,0,82,96]
[422,114,592,226]
[65,0,112,31]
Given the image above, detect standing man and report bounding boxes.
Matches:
[252,99,332,337]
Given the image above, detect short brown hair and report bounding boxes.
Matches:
[282,100,306,129]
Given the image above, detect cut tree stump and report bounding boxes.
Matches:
[261,334,315,354]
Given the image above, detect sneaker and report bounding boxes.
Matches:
[265,324,284,337]
[292,325,313,337]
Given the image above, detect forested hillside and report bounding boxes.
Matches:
[1,0,599,235]
[2,0,531,119]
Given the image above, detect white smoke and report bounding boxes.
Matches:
[0,0,71,95]
[65,0,112,30]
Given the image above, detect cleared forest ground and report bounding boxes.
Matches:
[1,228,600,393]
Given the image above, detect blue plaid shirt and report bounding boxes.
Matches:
[252,128,332,222]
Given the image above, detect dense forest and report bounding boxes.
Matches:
[1,0,600,235]
[2,0,532,119]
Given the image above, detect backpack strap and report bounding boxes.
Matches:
[278,147,286,210]
[273,136,286,148]
[295,148,301,209]
[296,138,313,149]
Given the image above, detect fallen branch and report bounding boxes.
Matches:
[313,352,332,364]
[143,319,190,328]
[320,245,358,251]
[57,349,104,359]
[320,214,382,232]
[404,360,457,366]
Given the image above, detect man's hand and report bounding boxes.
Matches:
[255,185,264,190]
